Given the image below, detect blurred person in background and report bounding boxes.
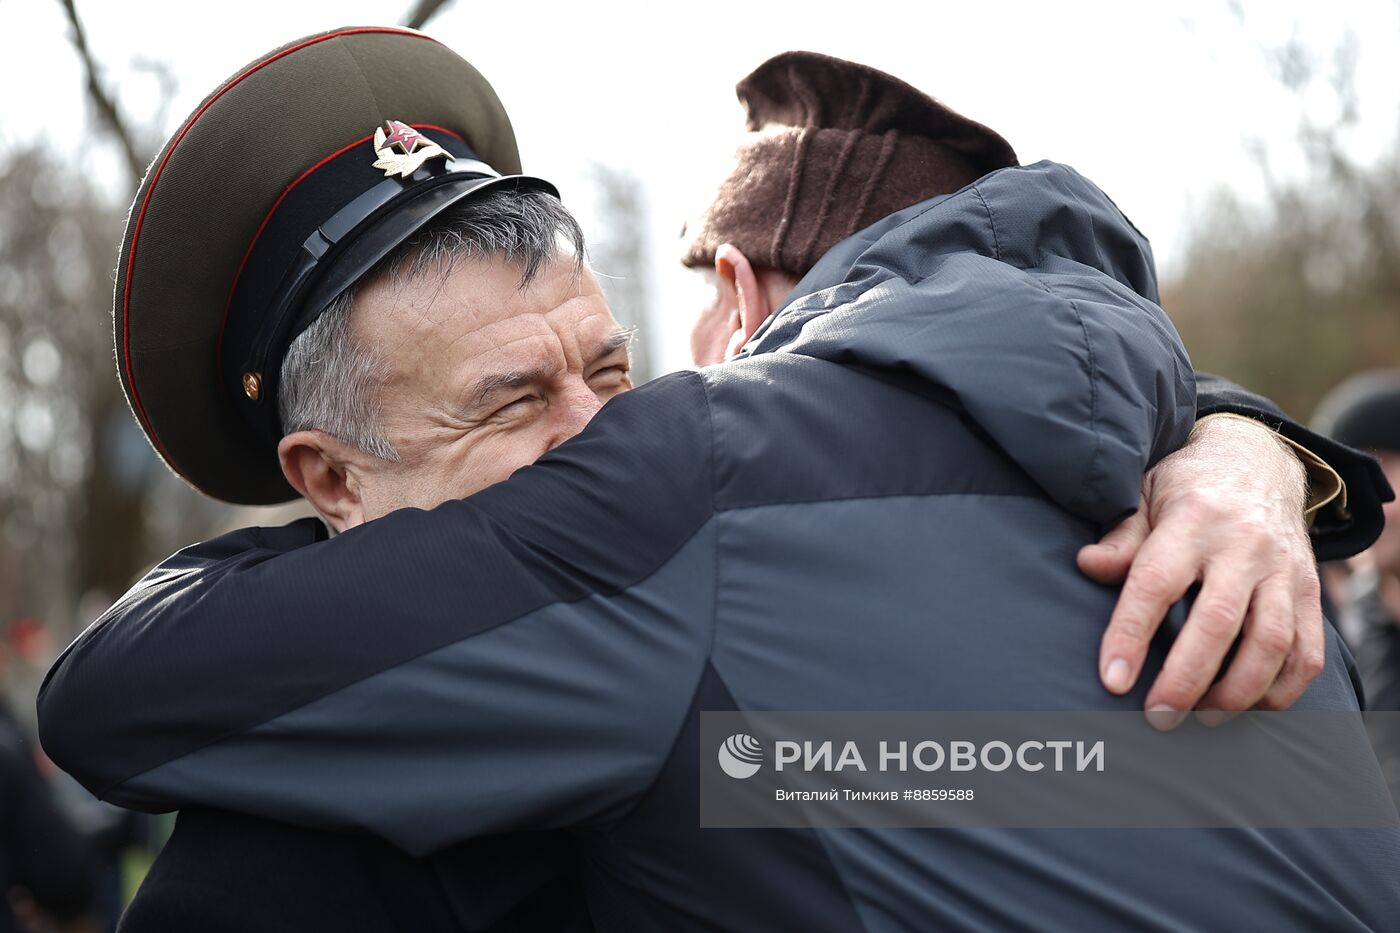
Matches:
[6,624,165,933]
[1313,369,1400,800]
[0,623,98,933]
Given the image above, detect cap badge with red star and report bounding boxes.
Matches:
[372,119,455,178]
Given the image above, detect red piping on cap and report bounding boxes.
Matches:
[213,123,466,368]
[119,26,437,491]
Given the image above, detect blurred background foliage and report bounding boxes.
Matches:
[1166,27,1400,416]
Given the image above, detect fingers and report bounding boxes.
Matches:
[1091,415,1323,720]
[1077,503,1150,585]
[1193,578,1295,723]
[1142,569,1257,728]
[1257,567,1327,710]
[1098,529,1201,697]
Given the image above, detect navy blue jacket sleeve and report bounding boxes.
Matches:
[1195,372,1393,562]
[38,371,718,854]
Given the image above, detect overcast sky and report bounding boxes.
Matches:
[3,0,1397,372]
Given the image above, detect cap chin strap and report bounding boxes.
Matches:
[237,157,501,436]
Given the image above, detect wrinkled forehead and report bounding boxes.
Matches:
[355,255,620,382]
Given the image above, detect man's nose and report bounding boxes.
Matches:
[545,378,603,451]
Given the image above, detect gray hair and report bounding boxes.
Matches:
[277,187,586,459]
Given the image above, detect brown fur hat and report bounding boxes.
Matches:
[681,51,1018,276]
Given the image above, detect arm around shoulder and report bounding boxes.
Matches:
[39,371,720,851]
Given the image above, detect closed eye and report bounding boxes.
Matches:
[589,365,630,382]
[490,394,545,420]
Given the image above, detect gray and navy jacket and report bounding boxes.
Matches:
[40,162,1400,931]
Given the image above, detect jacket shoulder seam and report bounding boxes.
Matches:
[971,182,1002,261]
[1014,255,1103,512]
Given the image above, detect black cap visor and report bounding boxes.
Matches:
[234,165,558,448]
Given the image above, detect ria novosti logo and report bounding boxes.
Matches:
[718,733,765,779]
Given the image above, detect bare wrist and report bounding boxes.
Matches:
[1188,414,1308,514]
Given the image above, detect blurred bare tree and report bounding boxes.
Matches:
[1166,20,1400,417]
[586,162,655,383]
[0,150,124,630]
[400,0,455,29]
[0,1,225,643]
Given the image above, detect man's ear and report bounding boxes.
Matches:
[715,243,772,359]
[277,430,368,532]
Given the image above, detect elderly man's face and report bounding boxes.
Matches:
[1366,451,1400,574]
[345,254,632,521]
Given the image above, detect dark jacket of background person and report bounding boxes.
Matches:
[0,702,96,932]
[1337,568,1400,800]
[39,163,1400,931]
[1336,572,1400,713]
[117,809,590,933]
[1311,370,1400,803]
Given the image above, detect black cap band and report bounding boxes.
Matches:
[220,127,556,448]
